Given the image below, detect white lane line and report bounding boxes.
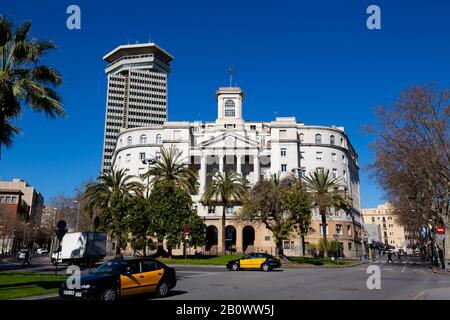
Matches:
[402,262,407,273]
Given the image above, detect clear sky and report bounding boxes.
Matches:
[1,0,450,207]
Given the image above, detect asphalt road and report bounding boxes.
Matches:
[2,255,450,300]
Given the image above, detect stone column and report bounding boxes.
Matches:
[219,155,224,174]
[253,154,260,184]
[200,155,207,195]
[236,155,242,174]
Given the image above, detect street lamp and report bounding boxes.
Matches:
[73,200,81,232]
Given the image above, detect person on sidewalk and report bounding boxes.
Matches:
[22,249,31,267]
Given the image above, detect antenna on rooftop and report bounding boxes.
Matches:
[229,66,232,87]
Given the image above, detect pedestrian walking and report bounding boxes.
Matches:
[387,250,393,263]
[397,250,402,262]
[22,249,31,267]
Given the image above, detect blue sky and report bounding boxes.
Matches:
[1,0,449,207]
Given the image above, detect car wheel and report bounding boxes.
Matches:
[100,287,117,301]
[231,263,239,271]
[261,263,271,272]
[156,281,169,298]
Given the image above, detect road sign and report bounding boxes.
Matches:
[437,226,445,235]
[183,225,191,234]
[55,220,67,241]
[184,234,190,240]
[437,234,445,242]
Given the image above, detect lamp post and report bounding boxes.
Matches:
[73,200,81,232]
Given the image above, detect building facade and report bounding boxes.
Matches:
[0,179,44,226]
[362,203,407,250]
[112,87,363,258]
[101,43,173,172]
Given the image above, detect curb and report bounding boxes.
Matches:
[168,264,226,268]
[281,260,370,269]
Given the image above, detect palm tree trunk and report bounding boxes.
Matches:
[115,235,122,258]
[321,210,328,258]
[221,204,226,255]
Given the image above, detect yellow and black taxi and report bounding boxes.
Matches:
[226,252,281,272]
[59,258,176,300]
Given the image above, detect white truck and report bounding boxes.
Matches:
[51,232,107,266]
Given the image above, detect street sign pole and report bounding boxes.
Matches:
[55,220,67,275]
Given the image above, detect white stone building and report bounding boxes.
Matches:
[112,87,363,258]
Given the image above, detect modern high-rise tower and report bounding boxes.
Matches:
[101,43,173,172]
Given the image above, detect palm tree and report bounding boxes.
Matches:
[143,146,198,195]
[302,168,351,258]
[0,16,64,158]
[202,171,246,255]
[84,169,144,257]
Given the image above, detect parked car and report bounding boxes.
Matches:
[58,258,177,300]
[36,248,49,255]
[226,252,281,272]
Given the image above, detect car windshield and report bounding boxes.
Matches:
[90,261,127,275]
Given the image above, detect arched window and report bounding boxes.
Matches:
[330,135,335,145]
[224,99,235,117]
[315,134,322,144]
[299,133,304,144]
[139,134,147,144]
[156,134,162,144]
[127,136,132,146]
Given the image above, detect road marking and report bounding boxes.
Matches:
[402,262,407,273]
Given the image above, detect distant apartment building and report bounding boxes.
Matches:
[0,179,44,253]
[101,43,173,172]
[0,179,44,226]
[362,203,407,249]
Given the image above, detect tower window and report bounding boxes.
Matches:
[224,99,235,117]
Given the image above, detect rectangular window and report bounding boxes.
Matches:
[280,148,287,157]
[332,168,337,178]
[264,236,271,241]
[225,109,235,117]
[316,152,322,160]
[155,152,161,160]
[250,125,256,130]
[226,206,234,214]
[336,224,343,235]
[300,152,305,159]
[332,153,337,161]
[126,154,131,162]
[139,152,146,161]
[5,197,11,203]
[372,217,375,223]
[11,197,17,203]
[281,164,287,172]
[342,155,346,164]
[279,130,287,140]
[0,197,5,203]
[347,225,351,236]
[138,167,146,178]
[320,224,329,235]
[208,206,215,215]
[348,242,352,250]
[343,170,347,181]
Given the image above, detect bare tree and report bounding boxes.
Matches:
[367,83,450,259]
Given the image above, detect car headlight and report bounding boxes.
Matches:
[80,284,95,289]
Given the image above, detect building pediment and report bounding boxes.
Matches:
[199,132,258,149]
